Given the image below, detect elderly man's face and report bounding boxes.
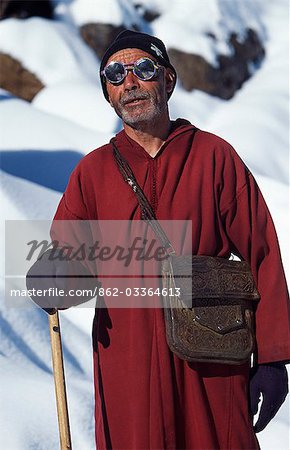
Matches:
[105,48,174,128]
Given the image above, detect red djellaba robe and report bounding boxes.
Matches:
[52,119,290,450]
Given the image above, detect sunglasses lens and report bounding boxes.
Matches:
[134,58,156,80]
[104,62,126,84]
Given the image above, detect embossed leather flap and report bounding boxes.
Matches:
[192,304,245,334]
[168,255,260,301]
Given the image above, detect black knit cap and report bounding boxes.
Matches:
[100,29,177,102]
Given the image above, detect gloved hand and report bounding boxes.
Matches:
[26,248,99,313]
[250,362,289,433]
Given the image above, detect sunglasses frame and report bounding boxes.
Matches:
[102,57,161,85]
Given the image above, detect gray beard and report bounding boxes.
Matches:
[114,90,166,129]
[121,103,163,129]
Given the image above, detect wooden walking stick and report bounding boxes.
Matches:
[49,310,72,449]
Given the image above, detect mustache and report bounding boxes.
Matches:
[120,90,151,106]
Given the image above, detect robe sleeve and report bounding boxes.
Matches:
[53,163,89,221]
[49,164,99,302]
[51,163,92,264]
[220,159,290,364]
[51,162,99,262]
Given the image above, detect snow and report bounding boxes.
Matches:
[0,172,95,448]
[62,0,145,29]
[0,0,289,449]
[33,80,118,133]
[0,18,99,84]
[152,0,267,64]
[0,97,112,152]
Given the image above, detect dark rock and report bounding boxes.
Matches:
[168,28,265,99]
[0,1,10,18]
[0,53,44,101]
[133,4,160,22]
[230,29,265,64]
[80,24,127,60]
[80,23,142,60]
[142,10,160,22]
[0,0,54,20]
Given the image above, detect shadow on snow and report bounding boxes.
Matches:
[0,150,83,192]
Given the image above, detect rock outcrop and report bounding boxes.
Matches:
[0,0,54,20]
[79,21,265,100]
[0,53,44,101]
[0,2,265,100]
[133,3,160,22]
[168,29,265,99]
[80,24,128,60]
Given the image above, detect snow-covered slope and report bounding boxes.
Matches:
[0,1,289,449]
[0,172,95,449]
[0,96,112,152]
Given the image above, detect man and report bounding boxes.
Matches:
[28,30,290,449]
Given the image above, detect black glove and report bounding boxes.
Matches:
[26,248,99,313]
[250,362,289,433]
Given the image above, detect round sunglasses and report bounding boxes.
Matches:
[101,57,161,85]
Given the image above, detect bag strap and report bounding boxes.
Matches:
[111,138,176,255]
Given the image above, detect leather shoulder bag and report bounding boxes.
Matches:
[112,139,260,365]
